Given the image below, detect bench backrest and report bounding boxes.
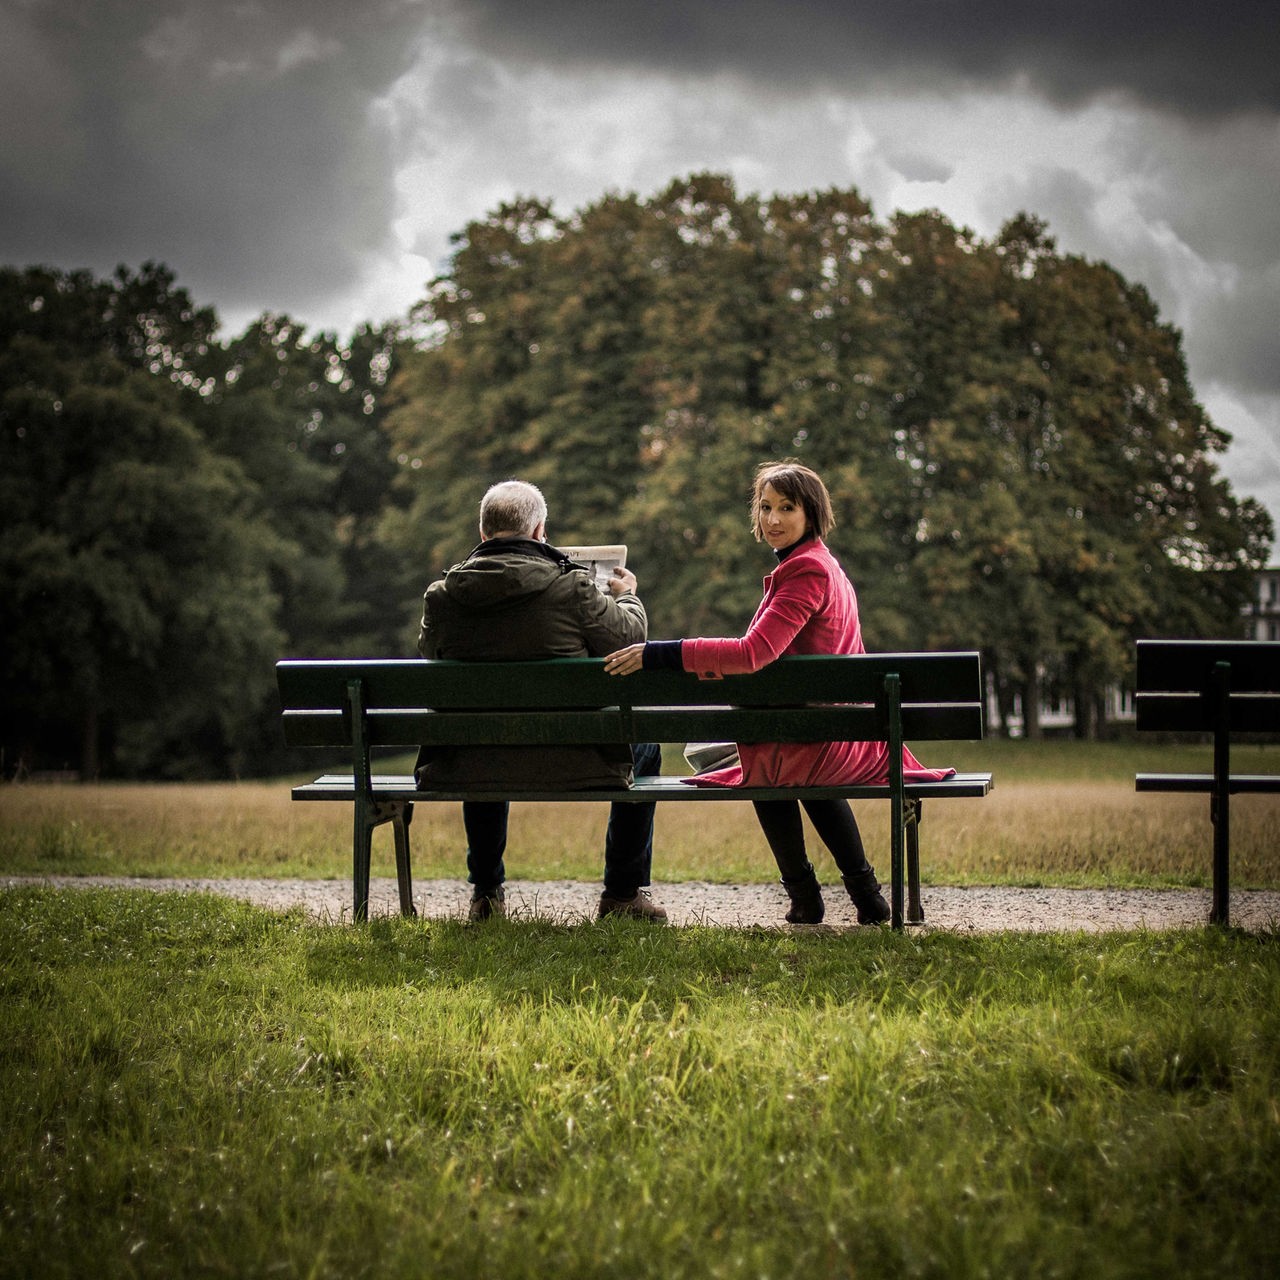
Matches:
[1135,639,1280,734]
[276,652,985,750]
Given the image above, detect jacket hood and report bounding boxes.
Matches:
[439,539,573,612]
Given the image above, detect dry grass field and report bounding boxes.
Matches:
[2,738,1277,888]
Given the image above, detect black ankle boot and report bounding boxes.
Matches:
[781,872,825,924]
[842,869,891,925]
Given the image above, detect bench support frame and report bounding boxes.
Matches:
[334,667,944,929]
[279,655,992,929]
[1134,639,1280,929]
[1210,661,1231,927]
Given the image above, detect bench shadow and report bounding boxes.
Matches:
[298,912,999,1013]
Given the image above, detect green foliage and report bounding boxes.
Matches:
[2,176,1273,775]
[2,888,1279,1278]
[203,312,414,660]
[0,266,411,778]
[385,177,1271,730]
[885,213,1272,734]
[0,265,283,777]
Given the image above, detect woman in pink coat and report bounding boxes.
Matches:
[605,460,952,925]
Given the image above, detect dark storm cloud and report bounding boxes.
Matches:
[453,0,1280,118]
[0,0,425,324]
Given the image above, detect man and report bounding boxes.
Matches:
[416,479,667,923]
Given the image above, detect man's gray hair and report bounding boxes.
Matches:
[479,480,548,538]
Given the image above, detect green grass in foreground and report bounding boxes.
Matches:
[3,887,1279,1279]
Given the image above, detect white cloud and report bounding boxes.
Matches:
[277,30,344,75]
[304,39,1280,535]
[1202,385,1280,551]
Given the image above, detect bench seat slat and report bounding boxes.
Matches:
[292,771,995,803]
[1135,772,1280,794]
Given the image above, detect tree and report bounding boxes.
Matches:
[383,199,569,585]
[617,173,793,634]
[386,176,910,638]
[204,313,413,659]
[885,213,1272,734]
[0,265,284,776]
[751,187,909,645]
[378,177,1272,734]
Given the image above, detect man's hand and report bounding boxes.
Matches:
[604,643,645,675]
[608,566,638,596]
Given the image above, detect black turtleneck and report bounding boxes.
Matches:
[773,532,815,563]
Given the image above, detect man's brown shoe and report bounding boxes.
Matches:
[597,889,668,923]
[468,888,506,921]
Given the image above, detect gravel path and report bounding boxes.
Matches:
[7,875,1280,932]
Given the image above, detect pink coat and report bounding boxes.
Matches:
[680,539,954,788]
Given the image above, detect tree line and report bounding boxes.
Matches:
[2,174,1272,777]
[0,263,412,778]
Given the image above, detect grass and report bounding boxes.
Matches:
[2,741,1277,889]
[2,886,1278,1278]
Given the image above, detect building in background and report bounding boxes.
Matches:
[987,564,1279,736]
[1247,565,1280,641]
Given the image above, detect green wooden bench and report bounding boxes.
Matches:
[276,652,994,930]
[1134,639,1280,926]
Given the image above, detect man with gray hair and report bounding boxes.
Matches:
[417,479,666,922]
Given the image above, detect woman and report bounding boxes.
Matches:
[604,460,953,925]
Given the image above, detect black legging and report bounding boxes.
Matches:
[752,797,872,883]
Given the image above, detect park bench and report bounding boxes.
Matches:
[1134,639,1280,926]
[276,653,994,930]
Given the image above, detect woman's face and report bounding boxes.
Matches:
[758,482,808,549]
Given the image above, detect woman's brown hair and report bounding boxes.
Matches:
[750,460,836,541]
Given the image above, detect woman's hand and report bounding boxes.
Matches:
[604,643,646,676]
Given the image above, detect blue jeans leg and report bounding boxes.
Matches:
[462,801,508,893]
[602,742,660,897]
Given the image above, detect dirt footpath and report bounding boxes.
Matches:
[8,875,1280,932]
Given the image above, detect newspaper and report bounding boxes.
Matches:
[683,742,741,774]
[561,544,627,593]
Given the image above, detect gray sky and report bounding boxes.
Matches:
[3,0,1278,538]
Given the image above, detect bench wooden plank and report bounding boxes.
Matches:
[1135,640,1280,694]
[1135,692,1280,734]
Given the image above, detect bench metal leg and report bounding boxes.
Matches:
[906,797,924,926]
[352,802,373,923]
[1210,662,1231,928]
[391,803,416,917]
[889,801,905,931]
[352,798,417,922]
[1210,791,1230,928]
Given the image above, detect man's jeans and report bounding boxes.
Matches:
[462,742,661,897]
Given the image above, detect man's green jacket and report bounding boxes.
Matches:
[415,537,646,789]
